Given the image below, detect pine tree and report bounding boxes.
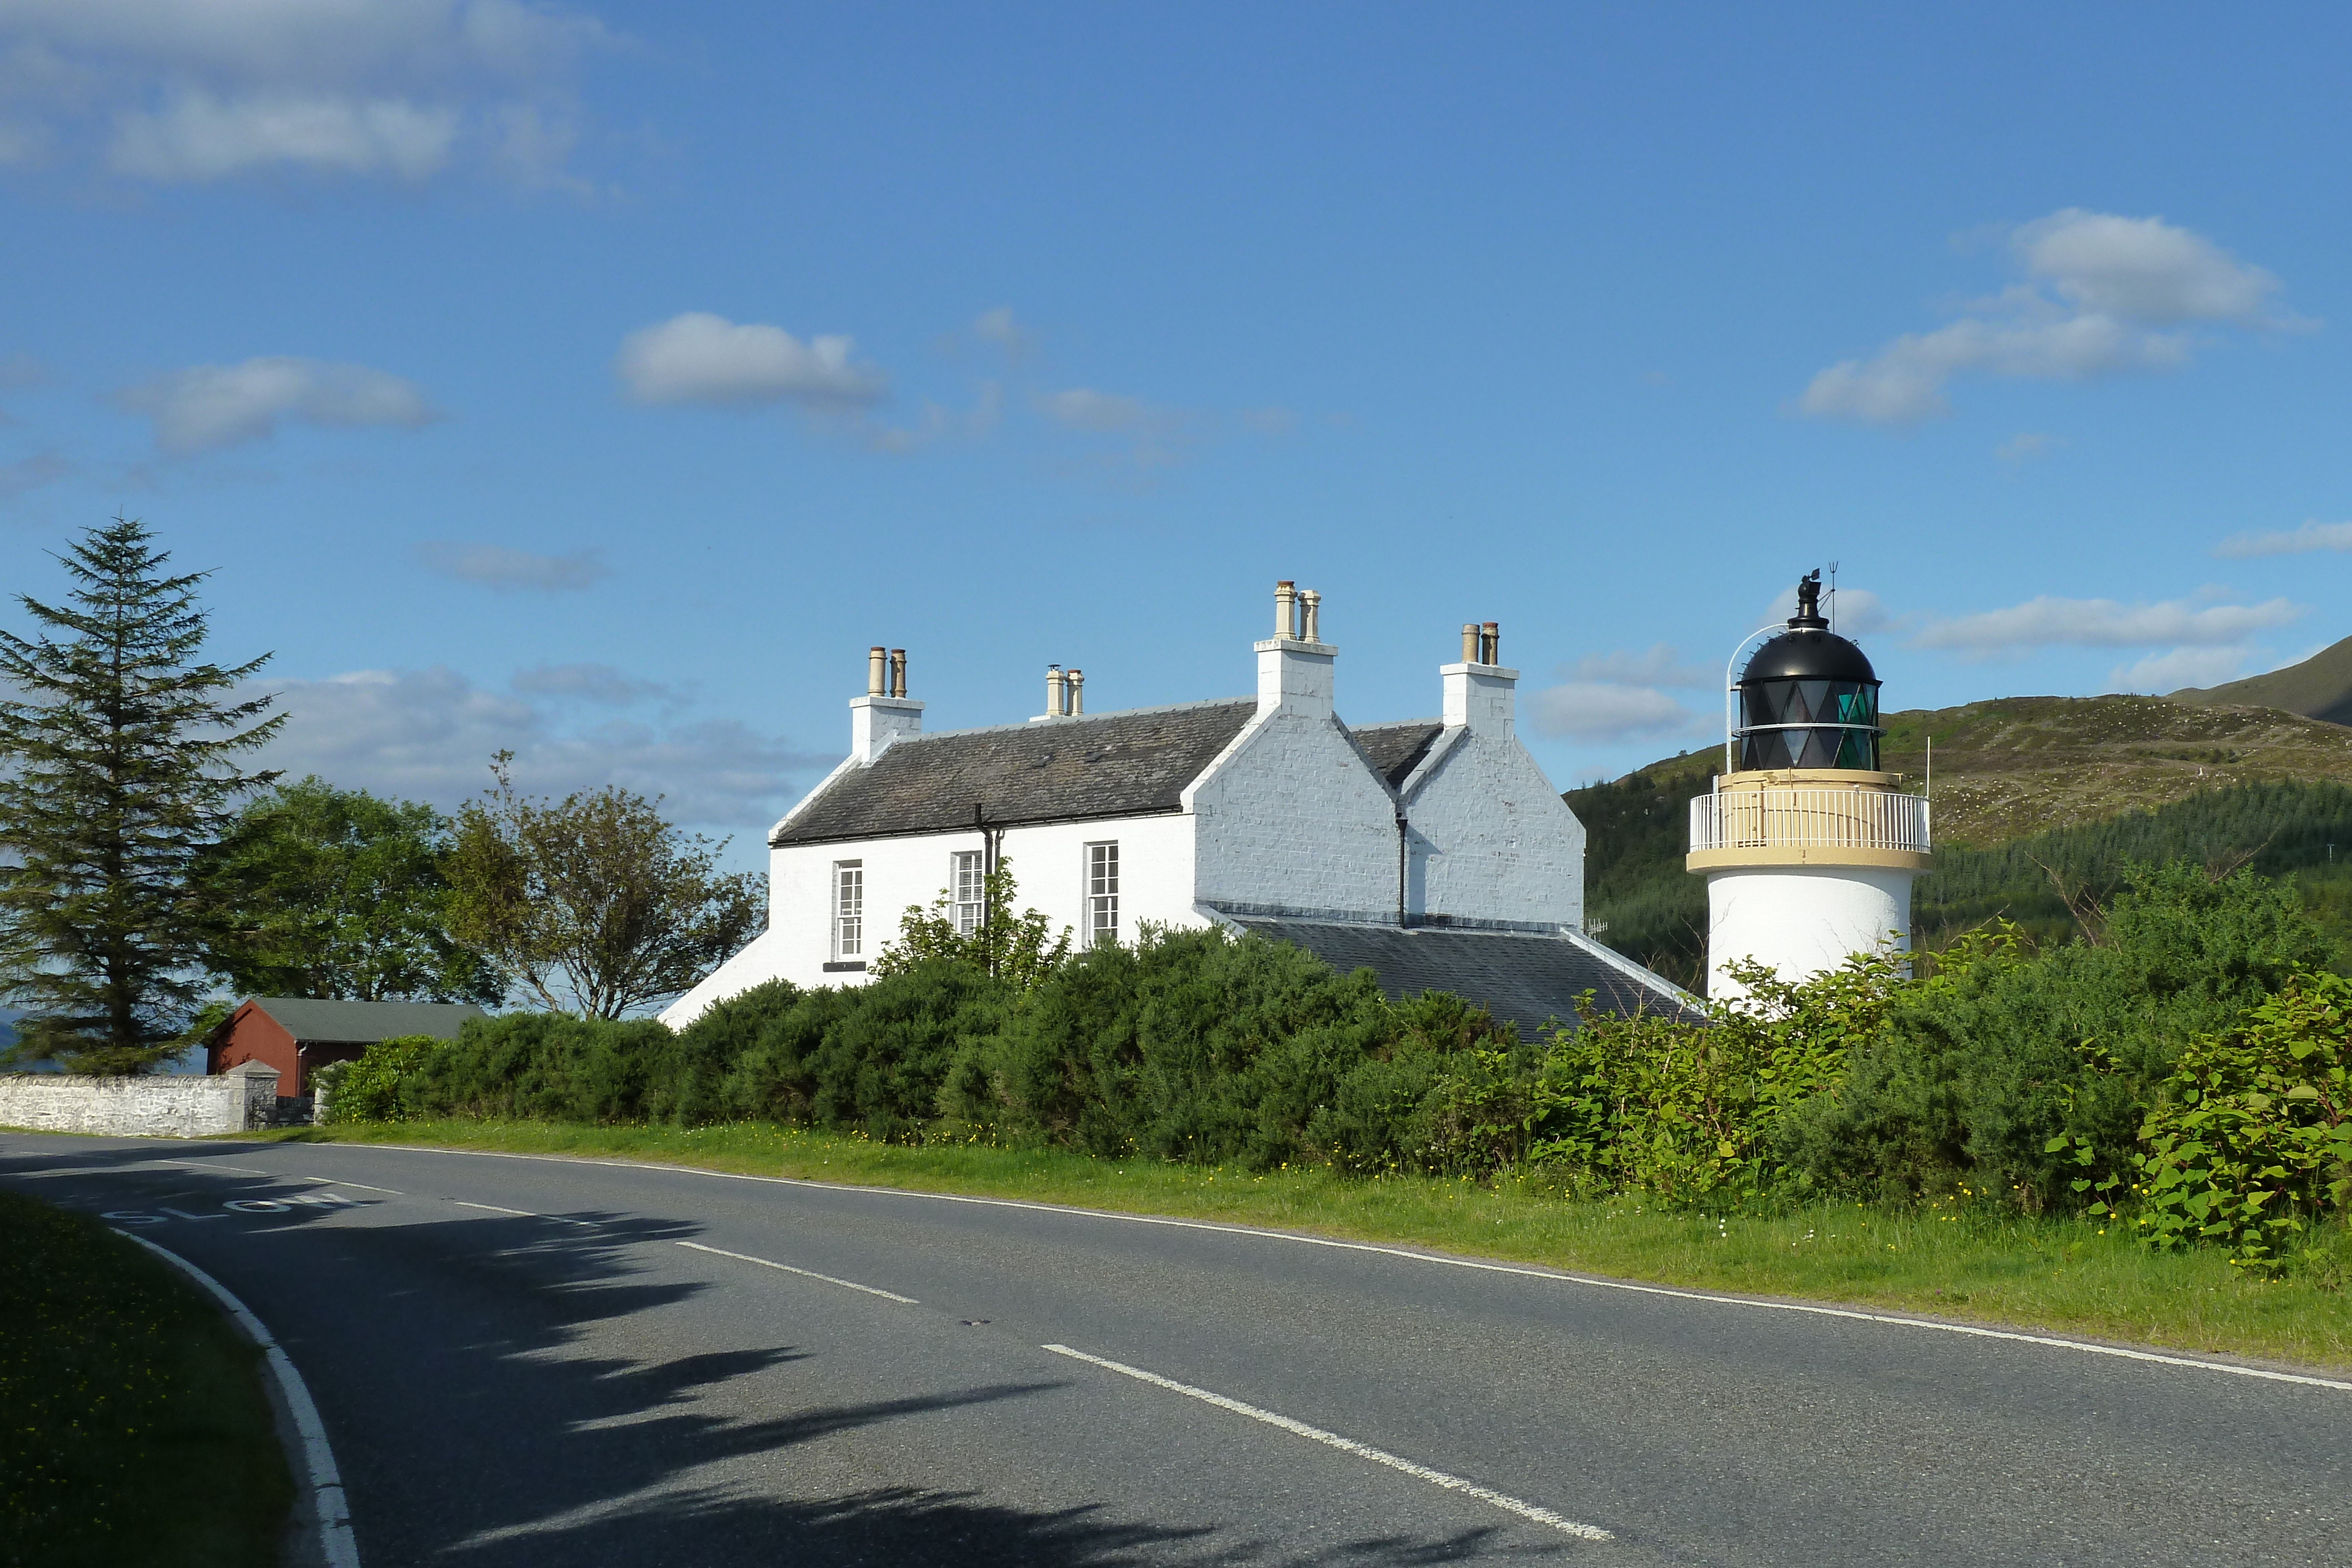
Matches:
[0,517,282,1072]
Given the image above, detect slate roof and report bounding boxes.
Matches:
[1222,915,1704,1035]
[238,998,489,1044]
[775,699,1261,847]
[1347,719,1445,788]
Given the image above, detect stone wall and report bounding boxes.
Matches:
[0,1061,280,1138]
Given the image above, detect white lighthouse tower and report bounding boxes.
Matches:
[1686,571,1932,1001]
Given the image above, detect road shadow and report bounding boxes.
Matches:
[0,1141,1585,1567]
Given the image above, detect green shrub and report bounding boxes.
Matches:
[316,1034,442,1124]
[2133,971,2352,1271]
[400,1012,673,1122]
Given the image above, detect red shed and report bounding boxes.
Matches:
[206,998,489,1097]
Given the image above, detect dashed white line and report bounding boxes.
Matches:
[124,1233,362,1568]
[1043,1343,1611,1541]
[449,1200,597,1228]
[206,1142,2352,1396]
[676,1240,918,1303]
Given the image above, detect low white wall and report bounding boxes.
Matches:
[0,1061,280,1138]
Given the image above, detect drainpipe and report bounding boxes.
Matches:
[1395,807,1409,927]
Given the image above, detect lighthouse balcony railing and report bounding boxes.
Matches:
[1688,790,1932,855]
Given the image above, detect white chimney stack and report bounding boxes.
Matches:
[851,643,923,763]
[1256,579,1336,716]
[1442,619,1516,733]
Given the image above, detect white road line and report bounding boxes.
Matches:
[123,1233,362,1568]
[449,1199,597,1228]
[676,1240,918,1303]
[310,1176,403,1195]
[1043,1343,1611,1541]
[283,1144,2352,1395]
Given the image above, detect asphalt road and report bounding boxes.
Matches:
[5,1134,2347,1568]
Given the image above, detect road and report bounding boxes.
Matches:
[4,1133,2346,1567]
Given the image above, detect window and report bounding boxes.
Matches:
[951,850,985,935]
[834,861,864,957]
[1085,841,1119,949]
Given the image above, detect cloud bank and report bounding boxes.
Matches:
[1801,209,2299,424]
[1529,643,1713,744]
[249,663,832,831]
[2214,520,2352,559]
[116,355,437,453]
[0,0,612,186]
[1912,594,2301,653]
[416,541,608,591]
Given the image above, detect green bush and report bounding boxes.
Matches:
[316,1034,443,1124]
[399,1013,674,1122]
[2132,971,2352,1271]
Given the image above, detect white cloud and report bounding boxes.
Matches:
[116,355,437,453]
[249,664,833,831]
[972,305,1028,359]
[1996,432,2059,463]
[110,91,460,180]
[616,313,887,410]
[2214,520,2352,559]
[1565,644,1715,688]
[1913,594,2301,652]
[416,540,607,591]
[1801,209,2300,424]
[0,448,71,500]
[0,0,610,186]
[863,380,1003,454]
[2105,646,2253,694]
[1528,681,1711,744]
[1040,387,1157,432]
[512,661,671,704]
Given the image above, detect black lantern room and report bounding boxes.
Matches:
[1735,570,1882,771]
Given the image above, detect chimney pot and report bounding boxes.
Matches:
[1068,668,1085,714]
[867,646,887,696]
[1301,589,1321,644]
[1461,624,1479,662]
[1046,664,1066,717]
[1274,580,1298,639]
[1481,622,1500,665]
[889,648,907,698]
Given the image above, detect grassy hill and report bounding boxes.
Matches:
[1568,695,2352,988]
[2171,633,2352,727]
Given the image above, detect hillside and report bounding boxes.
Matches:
[1567,694,2352,987]
[2171,633,2352,727]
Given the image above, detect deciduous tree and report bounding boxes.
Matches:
[191,777,500,1005]
[444,753,761,1018]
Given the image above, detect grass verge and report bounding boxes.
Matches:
[273,1118,2352,1373]
[0,1191,294,1568]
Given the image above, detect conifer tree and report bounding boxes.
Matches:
[0,517,282,1072]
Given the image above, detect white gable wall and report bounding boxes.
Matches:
[1402,660,1586,928]
[1186,637,1402,918]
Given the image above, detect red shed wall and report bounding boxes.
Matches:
[209,1005,302,1094]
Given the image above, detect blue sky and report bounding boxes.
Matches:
[4,3,2348,870]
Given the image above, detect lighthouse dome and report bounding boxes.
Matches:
[1735,572,1884,771]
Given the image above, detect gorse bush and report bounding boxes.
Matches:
[315,1034,442,1124]
[326,861,2352,1265]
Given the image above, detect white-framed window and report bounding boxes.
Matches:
[1085,841,1119,949]
[951,850,985,935]
[834,861,864,958]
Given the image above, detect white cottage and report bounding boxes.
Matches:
[662,583,1692,1032]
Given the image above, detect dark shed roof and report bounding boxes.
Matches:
[1224,916,1703,1035]
[1348,719,1445,788]
[239,998,487,1044]
[775,700,1260,847]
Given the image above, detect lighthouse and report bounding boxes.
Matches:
[1686,571,1932,1001]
